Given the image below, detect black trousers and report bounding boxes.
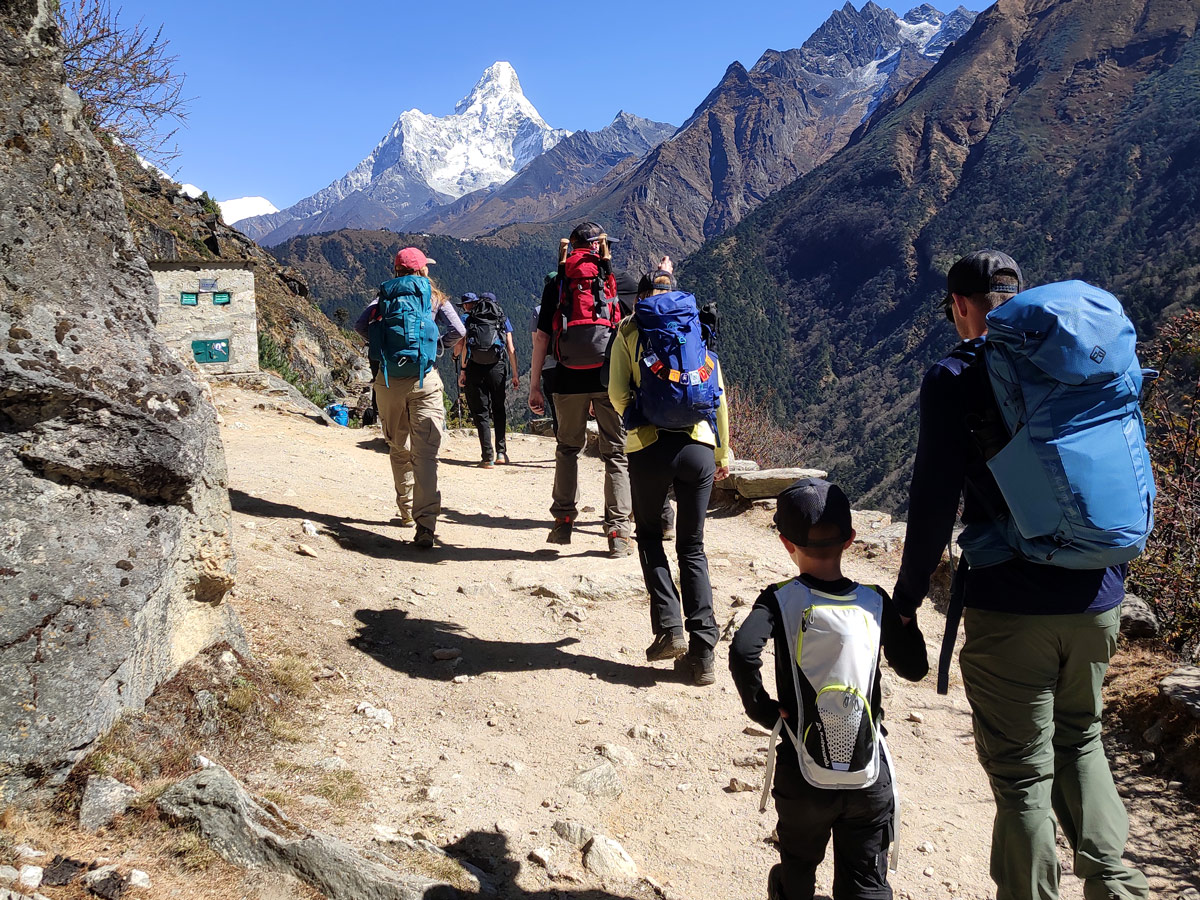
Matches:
[541,364,559,434]
[628,431,718,656]
[463,360,507,461]
[772,754,894,900]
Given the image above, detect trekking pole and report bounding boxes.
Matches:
[454,355,464,425]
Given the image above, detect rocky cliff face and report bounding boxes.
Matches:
[557,2,977,267]
[405,112,676,238]
[0,0,243,801]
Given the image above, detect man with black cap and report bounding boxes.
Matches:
[730,477,927,900]
[892,251,1149,900]
[529,222,633,557]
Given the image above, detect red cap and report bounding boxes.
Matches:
[394,247,436,270]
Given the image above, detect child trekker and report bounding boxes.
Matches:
[730,478,928,900]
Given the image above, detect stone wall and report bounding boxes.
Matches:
[0,0,242,802]
[151,263,259,376]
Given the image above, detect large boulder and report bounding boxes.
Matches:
[732,468,828,500]
[0,1,241,802]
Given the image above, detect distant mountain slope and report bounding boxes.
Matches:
[406,112,676,238]
[679,0,1200,512]
[242,63,569,246]
[554,2,977,267]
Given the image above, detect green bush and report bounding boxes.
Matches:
[257,332,335,409]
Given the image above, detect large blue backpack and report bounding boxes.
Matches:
[962,280,1155,569]
[367,275,439,387]
[625,291,722,437]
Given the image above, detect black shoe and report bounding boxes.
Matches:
[546,517,572,545]
[675,652,716,686]
[645,631,687,662]
[766,864,783,900]
[413,526,435,549]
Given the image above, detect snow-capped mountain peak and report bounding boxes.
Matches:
[455,61,525,114]
[219,196,278,225]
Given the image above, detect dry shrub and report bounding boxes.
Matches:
[725,384,811,469]
[1130,309,1200,654]
[270,654,314,698]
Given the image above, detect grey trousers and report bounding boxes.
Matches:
[550,390,631,537]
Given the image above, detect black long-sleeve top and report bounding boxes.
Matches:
[729,574,929,765]
[891,340,1125,618]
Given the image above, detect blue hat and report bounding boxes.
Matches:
[461,292,478,303]
[479,292,497,303]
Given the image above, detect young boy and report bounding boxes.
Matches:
[730,478,928,900]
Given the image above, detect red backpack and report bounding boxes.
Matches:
[552,248,621,369]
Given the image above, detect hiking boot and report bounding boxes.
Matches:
[675,652,716,686]
[608,531,633,558]
[662,525,676,542]
[546,517,572,545]
[645,630,687,662]
[393,512,415,528]
[766,864,783,900]
[479,459,494,469]
[496,452,510,465]
[413,525,435,549]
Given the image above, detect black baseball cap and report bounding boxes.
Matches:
[943,250,1022,318]
[636,269,677,294]
[569,222,618,247]
[774,478,853,548]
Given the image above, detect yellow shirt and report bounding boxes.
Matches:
[607,315,732,468]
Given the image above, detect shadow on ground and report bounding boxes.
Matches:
[349,608,665,689]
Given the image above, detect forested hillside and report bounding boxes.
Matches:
[680,0,1200,512]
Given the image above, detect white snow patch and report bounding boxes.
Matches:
[179,183,205,199]
[219,196,279,224]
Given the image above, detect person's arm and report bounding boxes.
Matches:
[729,588,784,730]
[892,364,969,619]
[713,361,731,475]
[877,586,929,682]
[354,297,378,342]
[529,279,557,412]
[436,299,467,341]
[607,323,635,417]
[505,329,519,389]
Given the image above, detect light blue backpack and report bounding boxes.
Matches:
[961,280,1156,569]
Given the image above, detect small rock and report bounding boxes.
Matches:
[1160,666,1200,721]
[432,648,462,661]
[730,594,754,608]
[0,865,18,883]
[676,783,693,791]
[421,785,443,801]
[301,520,319,536]
[533,584,572,601]
[743,725,770,737]
[128,869,152,889]
[907,711,925,724]
[569,760,623,799]
[923,867,935,878]
[79,774,139,831]
[453,674,471,684]
[1141,750,1156,765]
[554,820,596,848]
[583,836,638,881]
[355,702,394,730]
[14,846,45,860]
[42,856,87,886]
[917,841,935,853]
[1119,593,1159,638]
[562,606,587,622]
[597,743,637,767]
[733,755,767,768]
[82,865,126,900]
[1142,718,1165,745]
[627,725,658,741]
[17,865,43,890]
[726,778,757,793]
[502,760,525,774]
[296,543,319,558]
[528,848,554,869]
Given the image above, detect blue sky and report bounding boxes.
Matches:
[116,1,862,206]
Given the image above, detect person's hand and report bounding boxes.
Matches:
[900,615,913,626]
[659,255,674,274]
[779,708,789,720]
[714,465,730,482]
[529,385,545,415]
[458,371,466,388]
[511,374,520,390]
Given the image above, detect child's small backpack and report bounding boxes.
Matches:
[552,248,621,370]
[367,275,439,387]
[465,297,505,365]
[960,280,1156,569]
[761,580,886,795]
[625,291,722,437]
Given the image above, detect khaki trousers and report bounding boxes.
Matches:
[375,368,444,530]
[550,391,631,537]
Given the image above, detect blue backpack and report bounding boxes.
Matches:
[961,280,1155,569]
[367,275,439,387]
[625,291,722,437]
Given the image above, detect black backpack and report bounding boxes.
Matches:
[465,297,505,365]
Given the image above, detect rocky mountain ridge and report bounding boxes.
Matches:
[240,62,569,245]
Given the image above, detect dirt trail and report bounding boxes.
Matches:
[212,382,1197,900]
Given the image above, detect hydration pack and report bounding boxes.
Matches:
[625,291,722,438]
[769,580,885,790]
[552,248,621,370]
[961,280,1156,569]
[465,297,505,365]
[367,275,439,387]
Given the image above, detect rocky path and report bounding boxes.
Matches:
[212,382,1198,900]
